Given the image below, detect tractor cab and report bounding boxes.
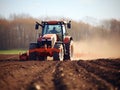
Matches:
[35,21,71,41]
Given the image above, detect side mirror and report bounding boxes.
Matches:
[35,23,39,30]
[35,22,43,30]
[67,21,71,29]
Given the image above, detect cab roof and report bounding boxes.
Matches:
[42,21,67,25]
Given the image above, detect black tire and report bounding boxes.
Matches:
[38,56,47,61]
[64,41,74,60]
[29,43,37,60]
[53,44,64,61]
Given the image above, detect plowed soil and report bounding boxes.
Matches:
[0,54,120,90]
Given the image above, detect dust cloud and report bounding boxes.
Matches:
[73,38,120,60]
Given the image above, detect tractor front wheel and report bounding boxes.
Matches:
[38,56,47,61]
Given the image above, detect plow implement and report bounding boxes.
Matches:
[19,48,60,60]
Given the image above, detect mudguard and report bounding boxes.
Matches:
[63,36,73,44]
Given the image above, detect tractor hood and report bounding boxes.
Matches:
[42,34,57,42]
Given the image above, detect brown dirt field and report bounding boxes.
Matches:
[0,54,120,90]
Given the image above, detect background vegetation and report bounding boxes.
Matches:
[0,15,120,50]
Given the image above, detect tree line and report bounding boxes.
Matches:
[0,15,120,50]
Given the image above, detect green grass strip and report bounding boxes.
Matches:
[0,50,27,54]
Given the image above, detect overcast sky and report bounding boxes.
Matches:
[0,0,120,20]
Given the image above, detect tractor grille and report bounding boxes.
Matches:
[42,41,52,48]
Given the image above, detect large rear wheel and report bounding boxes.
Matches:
[64,41,74,60]
[53,44,64,61]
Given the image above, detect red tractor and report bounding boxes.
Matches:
[19,21,73,61]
